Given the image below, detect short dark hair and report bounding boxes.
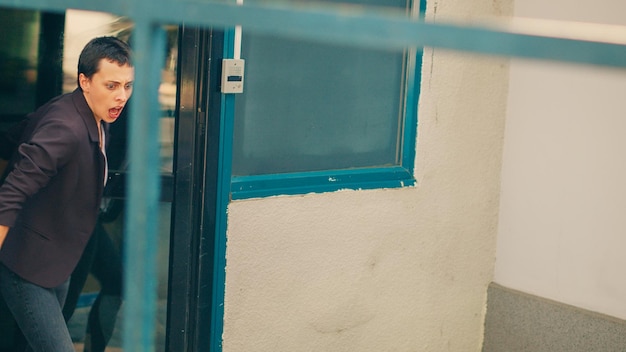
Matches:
[77,36,133,89]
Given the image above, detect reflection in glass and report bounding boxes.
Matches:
[0,9,39,120]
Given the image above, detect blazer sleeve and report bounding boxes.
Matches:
[0,112,80,227]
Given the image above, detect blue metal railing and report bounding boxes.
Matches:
[0,0,624,351]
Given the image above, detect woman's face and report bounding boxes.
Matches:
[80,58,134,124]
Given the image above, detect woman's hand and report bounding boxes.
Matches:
[0,225,8,250]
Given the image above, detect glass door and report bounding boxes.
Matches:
[0,9,223,352]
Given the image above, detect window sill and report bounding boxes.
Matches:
[230,166,415,200]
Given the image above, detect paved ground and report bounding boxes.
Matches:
[68,300,167,352]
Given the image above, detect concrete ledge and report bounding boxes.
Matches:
[482,283,626,352]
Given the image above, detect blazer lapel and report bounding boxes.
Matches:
[71,89,106,196]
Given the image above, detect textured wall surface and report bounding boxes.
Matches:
[221,0,512,350]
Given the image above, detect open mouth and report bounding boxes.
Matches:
[108,107,123,119]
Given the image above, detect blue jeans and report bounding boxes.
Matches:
[0,263,74,352]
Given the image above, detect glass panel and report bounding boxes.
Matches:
[0,8,39,129]
[232,0,410,176]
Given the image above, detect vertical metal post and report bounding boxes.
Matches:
[207,28,237,352]
[123,20,166,352]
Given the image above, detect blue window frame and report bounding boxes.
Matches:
[229,0,425,199]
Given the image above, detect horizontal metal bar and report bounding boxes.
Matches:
[0,0,625,68]
[160,2,626,68]
[155,2,626,68]
[0,0,114,14]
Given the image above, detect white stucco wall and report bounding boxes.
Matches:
[494,1,626,319]
[222,1,512,351]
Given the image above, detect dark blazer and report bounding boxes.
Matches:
[0,89,106,288]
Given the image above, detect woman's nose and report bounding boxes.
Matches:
[117,89,128,102]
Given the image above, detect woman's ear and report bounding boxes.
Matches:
[79,73,90,92]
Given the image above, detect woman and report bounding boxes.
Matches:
[0,36,133,352]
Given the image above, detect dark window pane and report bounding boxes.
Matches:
[233,31,407,175]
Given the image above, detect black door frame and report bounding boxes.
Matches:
[166,25,225,352]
